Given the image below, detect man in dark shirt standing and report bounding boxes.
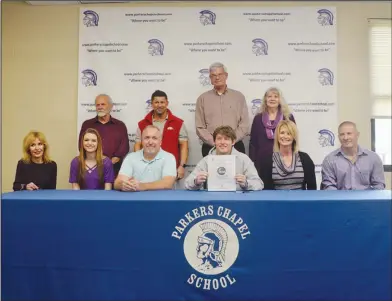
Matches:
[78,94,130,176]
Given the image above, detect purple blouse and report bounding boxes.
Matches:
[249,113,295,175]
[69,157,114,190]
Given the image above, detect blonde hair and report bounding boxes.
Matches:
[22,131,52,163]
[259,87,292,119]
[77,128,105,188]
[273,120,299,153]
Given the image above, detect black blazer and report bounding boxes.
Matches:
[260,151,317,190]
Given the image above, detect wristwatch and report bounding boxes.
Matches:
[180,164,187,168]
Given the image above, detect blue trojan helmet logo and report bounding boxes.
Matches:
[81,69,97,86]
[199,10,216,25]
[148,39,164,56]
[252,38,268,56]
[83,10,99,27]
[317,9,334,26]
[318,129,335,147]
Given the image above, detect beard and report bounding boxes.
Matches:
[97,111,107,117]
[143,146,157,155]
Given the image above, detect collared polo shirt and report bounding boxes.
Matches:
[119,149,177,183]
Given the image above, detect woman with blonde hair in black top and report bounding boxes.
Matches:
[260,120,316,190]
[13,131,57,191]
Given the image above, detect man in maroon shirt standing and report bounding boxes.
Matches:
[78,94,130,176]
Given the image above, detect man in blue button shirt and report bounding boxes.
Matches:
[321,121,385,190]
[114,125,177,192]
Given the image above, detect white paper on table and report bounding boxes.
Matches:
[207,155,236,191]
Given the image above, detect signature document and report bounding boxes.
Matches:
[207,155,236,191]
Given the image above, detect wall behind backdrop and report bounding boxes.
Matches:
[2,1,391,192]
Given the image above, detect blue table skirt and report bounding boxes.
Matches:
[2,190,391,301]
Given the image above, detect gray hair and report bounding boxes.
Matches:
[338,121,358,131]
[209,62,228,73]
[142,125,162,138]
[260,87,292,119]
[95,94,113,105]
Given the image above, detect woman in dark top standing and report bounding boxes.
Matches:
[249,87,295,178]
[260,120,317,190]
[13,131,57,191]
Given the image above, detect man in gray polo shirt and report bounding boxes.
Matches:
[195,62,250,157]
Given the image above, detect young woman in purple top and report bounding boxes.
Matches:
[249,87,296,178]
[69,128,114,190]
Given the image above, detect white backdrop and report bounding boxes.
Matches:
[78,6,337,188]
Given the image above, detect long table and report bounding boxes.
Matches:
[1,190,391,301]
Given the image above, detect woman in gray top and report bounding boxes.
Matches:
[259,120,317,190]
